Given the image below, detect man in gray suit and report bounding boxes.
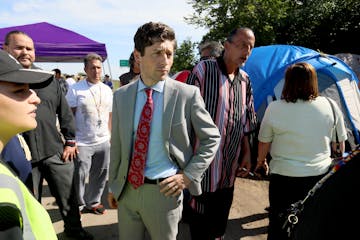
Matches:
[107,22,220,240]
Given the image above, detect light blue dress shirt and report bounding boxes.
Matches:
[134,80,178,179]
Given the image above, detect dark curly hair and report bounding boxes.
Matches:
[134,22,177,56]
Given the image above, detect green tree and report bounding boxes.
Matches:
[172,38,198,73]
[185,0,292,46]
[279,0,360,54]
[185,0,360,54]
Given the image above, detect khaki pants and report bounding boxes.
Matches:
[117,183,183,240]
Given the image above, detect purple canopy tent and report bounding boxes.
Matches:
[0,22,107,62]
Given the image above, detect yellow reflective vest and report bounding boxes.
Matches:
[0,161,57,239]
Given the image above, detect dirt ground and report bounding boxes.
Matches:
[44,177,269,240]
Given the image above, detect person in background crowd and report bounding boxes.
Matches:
[77,74,85,82]
[255,62,347,240]
[3,30,93,240]
[66,74,77,87]
[66,53,113,215]
[173,40,223,83]
[0,49,57,240]
[198,40,223,60]
[108,21,220,240]
[118,52,140,87]
[186,27,257,240]
[53,68,68,95]
[172,69,191,83]
[103,74,113,89]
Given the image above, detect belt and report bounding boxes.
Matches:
[144,177,166,184]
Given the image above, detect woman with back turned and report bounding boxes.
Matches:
[255,62,348,240]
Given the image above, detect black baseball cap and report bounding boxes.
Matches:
[0,49,53,85]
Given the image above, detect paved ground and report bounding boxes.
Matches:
[43,177,269,240]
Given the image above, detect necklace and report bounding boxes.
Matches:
[86,80,102,127]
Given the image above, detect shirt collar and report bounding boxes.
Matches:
[216,54,242,83]
[137,78,165,94]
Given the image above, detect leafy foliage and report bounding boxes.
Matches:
[185,0,360,54]
[172,38,198,73]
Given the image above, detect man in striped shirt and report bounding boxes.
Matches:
[186,27,257,240]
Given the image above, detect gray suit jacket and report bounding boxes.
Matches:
[109,77,220,200]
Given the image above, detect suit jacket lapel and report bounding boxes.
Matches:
[123,82,138,152]
[163,79,178,140]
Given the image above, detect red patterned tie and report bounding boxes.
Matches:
[128,88,153,189]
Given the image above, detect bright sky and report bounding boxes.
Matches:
[0,0,207,79]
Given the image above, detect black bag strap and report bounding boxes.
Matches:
[282,147,360,236]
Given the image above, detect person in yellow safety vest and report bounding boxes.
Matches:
[0,49,57,239]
